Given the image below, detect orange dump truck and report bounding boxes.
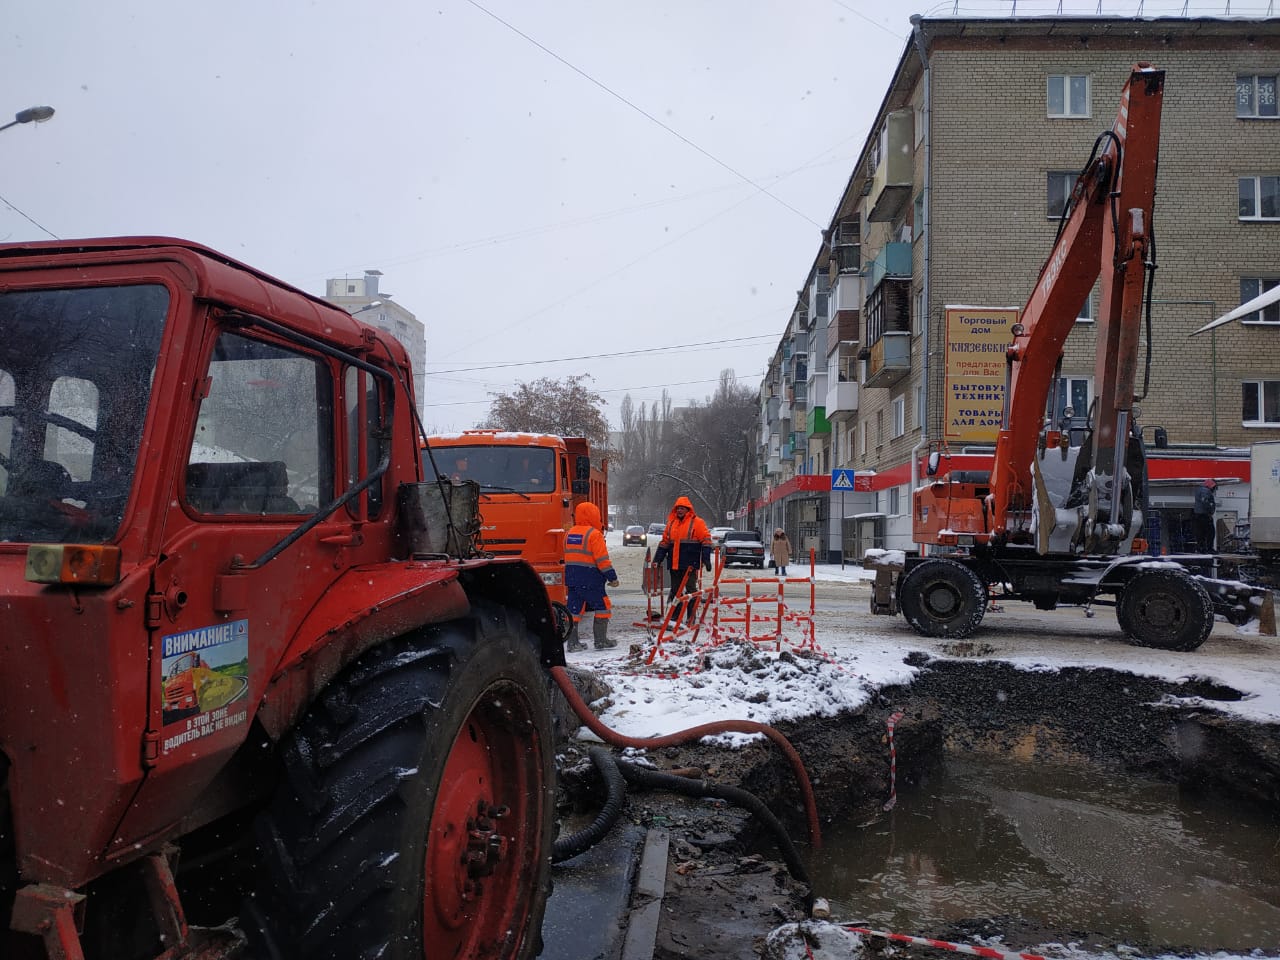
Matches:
[424,430,607,633]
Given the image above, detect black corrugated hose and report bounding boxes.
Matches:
[551,746,628,863]
[551,746,810,888]
[613,757,810,887]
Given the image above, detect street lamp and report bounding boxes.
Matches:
[0,106,55,134]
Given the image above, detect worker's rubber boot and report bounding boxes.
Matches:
[566,622,586,652]
[593,617,616,649]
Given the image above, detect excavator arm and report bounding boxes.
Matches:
[989,64,1165,548]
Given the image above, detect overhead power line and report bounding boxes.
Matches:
[463,0,822,229]
[0,193,59,239]
[427,332,774,375]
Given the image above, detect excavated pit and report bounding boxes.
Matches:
[557,655,1280,959]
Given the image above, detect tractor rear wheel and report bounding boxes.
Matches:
[244,604,554,960]
[1117,568,1214,652]
[898,558,988,638]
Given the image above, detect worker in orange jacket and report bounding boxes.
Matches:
[564,501,619,651]
[651,495,712,625]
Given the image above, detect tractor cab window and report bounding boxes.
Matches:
[344,366,387,518]
[0,284,167,544]
[185,333,333,516]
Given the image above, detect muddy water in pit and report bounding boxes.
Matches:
[807,756,1280,952]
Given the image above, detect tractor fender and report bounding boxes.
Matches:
[256,557,562,742]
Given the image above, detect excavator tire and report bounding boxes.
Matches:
[243,603,555,960]
[1116,567,1214,652]
[898,558,988,639]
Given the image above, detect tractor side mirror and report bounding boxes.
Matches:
[926,451,941,477]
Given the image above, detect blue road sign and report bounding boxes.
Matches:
[831,469,856,490]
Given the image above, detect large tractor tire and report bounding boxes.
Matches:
[898,558,988,639]
[244,605,555,960]
[1117,567,1214,652]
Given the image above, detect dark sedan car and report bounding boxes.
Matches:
[721,529,766,568]
[623,524,647,546]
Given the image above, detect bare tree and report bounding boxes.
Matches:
[613,373,757,526]
[482,376,609,449]
[663,371,757,524]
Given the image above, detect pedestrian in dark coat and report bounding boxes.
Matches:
[1192,478,1217,552]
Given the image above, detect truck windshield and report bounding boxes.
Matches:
[0,284,168,544]
[425,444,557,494]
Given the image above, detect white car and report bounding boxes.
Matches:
[710,526,734,546]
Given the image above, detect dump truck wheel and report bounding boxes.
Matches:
[899,558,988,638]
[1117,568,1214,652]
[244,604,554,960]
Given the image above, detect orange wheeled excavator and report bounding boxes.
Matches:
[874,64,1274,650]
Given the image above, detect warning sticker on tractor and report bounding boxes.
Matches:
[160,619,251,751]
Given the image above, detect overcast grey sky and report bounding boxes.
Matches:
[2,1,914,429]
[4,2,1259,429]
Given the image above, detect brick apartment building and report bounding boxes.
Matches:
[752,14,1280,562]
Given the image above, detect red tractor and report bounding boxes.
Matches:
[0,238,563,959]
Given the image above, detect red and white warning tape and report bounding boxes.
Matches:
[882,710,905,811]
[844,926,1049,960]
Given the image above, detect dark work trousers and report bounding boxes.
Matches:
[666,566,701,624]
[1193,513,1216,553]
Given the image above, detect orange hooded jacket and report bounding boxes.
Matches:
[565,501,617,594]
[653,496,712,572]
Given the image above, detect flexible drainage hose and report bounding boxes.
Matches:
[549,665,822,850]
[551,746,628,863]
[613,757,811,886]
[550,747,811,887]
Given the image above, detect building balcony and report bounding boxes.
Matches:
[825,379,858,415]
[866,331,911,388]
[831,273,862,318]
[867,110,914,223]
[864,242,912,291]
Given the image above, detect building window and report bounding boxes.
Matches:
[1239,176,1280,220]
[892,397,906,438]
[912,288,924,336]
[1050,376,1091,424]
[858,425,867,458]
[912,193,924,241]
[1237,74,1278,119]
[1047,171,1076,219]
[347,284,356,294]
[888,486,901,516]
[1243,380,1280,426]
[1077,292,1093,323]
[1241,278,1280,323]
[876,410,884,448]
[1047,74,1090,118]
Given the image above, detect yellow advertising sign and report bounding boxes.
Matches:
[943,306,1017,443]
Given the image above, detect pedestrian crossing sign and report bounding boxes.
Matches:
[831,469,856,490]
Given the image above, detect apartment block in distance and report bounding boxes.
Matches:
[324,270,427,413]
[752,13,1280,562]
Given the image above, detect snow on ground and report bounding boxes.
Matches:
[592,529,1280,741]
